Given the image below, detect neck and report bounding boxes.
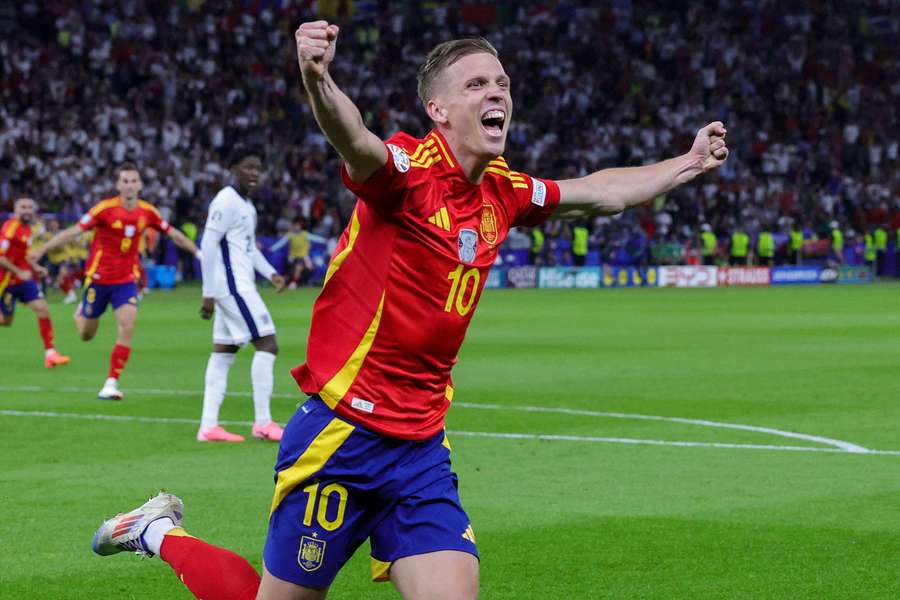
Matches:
[121,196,138,209]
[439,128,494,185]
[233,184,249,198]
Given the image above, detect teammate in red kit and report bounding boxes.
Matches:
[32,163,200,400]
[91,23,728,600]
[0,197,70,368]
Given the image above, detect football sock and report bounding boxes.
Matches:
[108,343,131,379]
[251,351,275,426]
[142,517,176,555]
[160,531,261,600]
[37,317,54,350]
[201,352,235,429]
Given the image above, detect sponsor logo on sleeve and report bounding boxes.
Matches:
[351,397,375,413]
[80,214,91,225]
[530,177,546,207]
[387,143,410,173]
[0,240,8,252]
[458,228,478,263]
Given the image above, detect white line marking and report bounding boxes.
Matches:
[1,409,898,456]
[0,385,876,454]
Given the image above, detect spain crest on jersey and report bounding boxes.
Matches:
[298,535,326,572]
[458,228,478,264]
[480,204,498,245]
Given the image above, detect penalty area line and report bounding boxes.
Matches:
[1,409,899,456]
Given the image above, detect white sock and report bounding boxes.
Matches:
[201,352,235,429]
[104,377,118,388]
[142,516,175,555]
[251,351,276,426]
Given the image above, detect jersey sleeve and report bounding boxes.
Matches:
[340,132,418,214]
[204,189,237,234]
[0,222,13,256]
[506,173,561,228]
[142,203,172,234]
[78,205,105,231]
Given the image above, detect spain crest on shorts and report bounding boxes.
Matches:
[480,204,498,245]
[298,535,326,572]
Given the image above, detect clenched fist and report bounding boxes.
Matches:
[295,21,339,81]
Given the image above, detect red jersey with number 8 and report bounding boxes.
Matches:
[292,129,560,440]
[78,196,171,285]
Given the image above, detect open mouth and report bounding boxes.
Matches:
[480,109,506,137]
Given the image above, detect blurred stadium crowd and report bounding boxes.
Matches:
[2,0,898,283]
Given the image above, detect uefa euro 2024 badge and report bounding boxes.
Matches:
[458,228,478,264]
[387,143,410,173]
[298,534,326,572]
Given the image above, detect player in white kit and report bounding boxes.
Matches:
[197,146,286,442]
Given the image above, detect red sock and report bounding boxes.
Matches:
[38,317,54,350]
[108,343,131,379]
[160,532,261,600]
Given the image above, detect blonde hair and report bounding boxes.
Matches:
[417,38,498,105]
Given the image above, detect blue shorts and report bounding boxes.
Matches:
[264,397,477,588]
[0,280,43,316]
[81,282,139,319]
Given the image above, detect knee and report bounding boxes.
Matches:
[256,337,278,355]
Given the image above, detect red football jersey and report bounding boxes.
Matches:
[0,217,33,289]
[78,197,171,285]
[292,130,560,440]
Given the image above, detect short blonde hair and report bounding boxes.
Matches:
[417,38,498,105]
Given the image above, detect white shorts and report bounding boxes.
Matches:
[213,290,276,346]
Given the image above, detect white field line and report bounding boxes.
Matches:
[1,409,899,456]
[0,385,886,455]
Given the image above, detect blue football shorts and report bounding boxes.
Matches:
[0,280,43,316]
[264,396,478,588]
[80,282,139,319]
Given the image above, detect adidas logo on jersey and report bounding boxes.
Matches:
[427,207,451,231]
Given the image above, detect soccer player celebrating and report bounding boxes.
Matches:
[91,23,728,600]
[195,146,287,443]
[31,163,200,400]
[0,197,70,368]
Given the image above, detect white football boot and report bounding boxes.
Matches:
[91,492,184,557]
[97,377,124,400]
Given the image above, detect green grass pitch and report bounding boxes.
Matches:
[1,283,899,599]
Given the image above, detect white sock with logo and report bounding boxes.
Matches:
[201,352,235,429]
[251,351,276,426]
[142,517,175,555]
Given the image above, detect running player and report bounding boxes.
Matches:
[91,24,728,599]
[31,163,201,400]
[195,146,286,443]
[0,198,70,368]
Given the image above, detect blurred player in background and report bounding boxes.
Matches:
[91,22,728,600]
[0,197,70,368]
[40,218,80,303]
[31,163,200,400]
[271,217,313,289]
[196,146,286,443]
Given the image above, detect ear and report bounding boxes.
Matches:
[426,100,448,125]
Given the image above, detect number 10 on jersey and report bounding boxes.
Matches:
[444,264,480,316]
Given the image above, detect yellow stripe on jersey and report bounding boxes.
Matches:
[445,384,454,403]
[4,220,19,239]
[427,207,451,231]
[319,292,385,409]
[409,139,436,162]
[89,198,120,216]
[410,147,440,169]
[442,433,452,451]
[269,417,355,515]
[0,272,12,296]
[85,250,103,282]
[429,132,455,168]
[439,207,450,230]
[323,208,360,286]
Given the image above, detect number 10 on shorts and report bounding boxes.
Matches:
[301,482,348,531]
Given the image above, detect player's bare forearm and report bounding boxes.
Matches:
[296,20,386,182]
[555,122,728,217]
[304,73,386,182]
[0,256,26,277]
[168,228,200,256]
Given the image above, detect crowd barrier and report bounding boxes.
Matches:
[484,265,874,289]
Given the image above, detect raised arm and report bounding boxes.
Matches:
[27,224,82,262]
[295,20,387,183]
[555,122,729,216]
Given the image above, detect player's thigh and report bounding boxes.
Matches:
[256,565,328,600]
[212,296,252,346]
[113,303,138,333]
[242,289,276,338]
[81,284,111,320]
[265,400,386,590]
[391,551,479,600]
